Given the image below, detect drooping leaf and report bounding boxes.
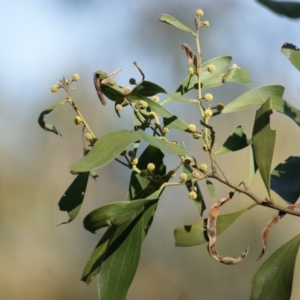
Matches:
[69,130,141,172]
[58,172,89,224]
[248,145,258,187]
[257,0,300,19]
[174,207,249,247]
[131,81,167,97]
[271,156,300,204]
[222,84,300,127]
[252,98,276,199]
[159,13,194,34]
[281,42,300,72]
[38,100,66,135]
[83,199,157,233]
[215,126,252,155]
[251,233,300,300]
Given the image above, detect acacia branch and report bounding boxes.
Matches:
[207,172,300,217]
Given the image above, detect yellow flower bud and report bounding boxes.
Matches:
[188,67,194,75]
[192,171,200,178]
[139,100,148,109]
[203,21,210,27]
[74,116,83,125]
[85,133,93,141]
[168,170,176,178]
[204,93,213,101]
[203,144,209,151]
[72,73,80,81]
[187,124,196,132]
[151,96,159,102]
[163,127,169,133]
[180,173,188,182]
[115,104,122,111]
[207,65,216,73]
[195,9,204,16]
[131,158,139,165]
[148,112,157,119]
[204,109,213,118]
[188,191,197,200]
[198,164,208,172]
[147,163,155,171]
[184,157,192,164]
[123,87,131,94]
[50,85,59,93]
[193,133,202,139]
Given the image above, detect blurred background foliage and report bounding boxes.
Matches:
[1,0,300,299]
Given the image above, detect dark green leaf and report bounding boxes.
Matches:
[159,13,194,33]
[257,0,300,19]
[251,233,300,300]
[131,81,166,97]
[281,42,300,71]
[271,156,300,204]
[58,172,89,224]
[37,100,66,135]
[83,199,156,233]
[215,126,252,155]
[101,79,127,102]
[70,130,141,172]
[174,208,248,246]
[252,98,276,199]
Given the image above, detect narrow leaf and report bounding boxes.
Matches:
[271,156,300,204]
[281,42,300,72]
[69,130,141,172]
[222,66,251,84]
[58,172,89,224]
[252,98,276,199]
[159,13,194,34]
[83,199,156,233]
[206,180,215,198]
[38,100,66,135]
[215,126,252,155]
[251,233,300,300]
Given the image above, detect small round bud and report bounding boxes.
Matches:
[123,87,131,94]
[180,173,188,182]
[207,65,216,73]
[203,144,209,151]
[116,104,122,111]
[203,21,210,27]
[50,85,59,93]
[72,73,80,81]
[148,112,157,119]
[163,127,169,133]
[147,185,154,193]
[188,191,197,200]
[204,93,213,101]
[204,109,213,118]
[128,150,135,157]
[147,163,155,172]
[139,100,148,109]
[198,164,208,172]
[131,158,139,165]
[187,124,196,132]
[151,95,159,102]
[188,67,194,75]
[184,157,192,164]
[192,171,200,178]
[120,150,127,156]
[195,9,204,16]
[193,133,202,139]
[129,78,136,85]
[85,133,93,141]
[216,103,224,112]
[139,171,147,177]
[74,116,83,125]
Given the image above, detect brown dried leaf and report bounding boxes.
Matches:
[207,191,249,265]
[182,43,195,66]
